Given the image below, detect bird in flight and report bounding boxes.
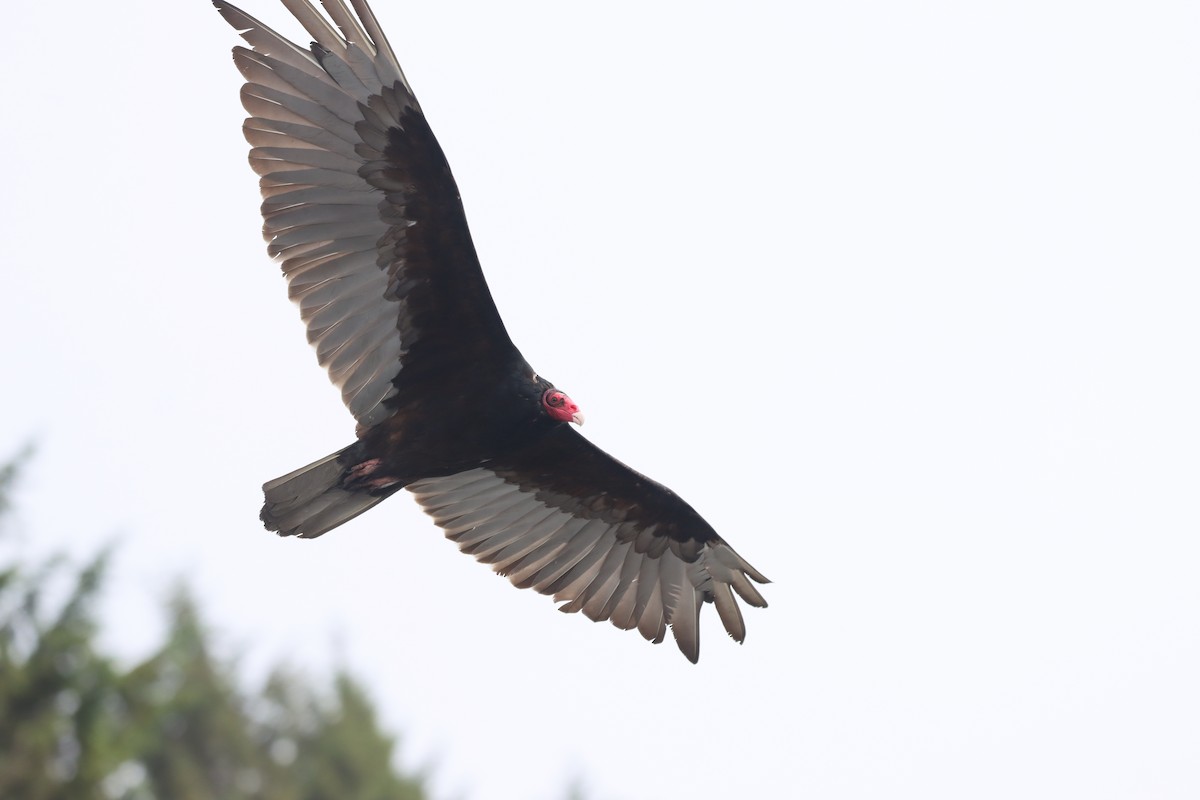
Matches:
[214,0,768,662]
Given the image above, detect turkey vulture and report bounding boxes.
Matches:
[214,0,768,662]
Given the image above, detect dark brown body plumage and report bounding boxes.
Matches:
[218,0,768,662]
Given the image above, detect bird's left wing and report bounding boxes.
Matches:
[408,427,768,662]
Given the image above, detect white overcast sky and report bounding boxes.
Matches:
[2,1,1198,798]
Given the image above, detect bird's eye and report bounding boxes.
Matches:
[547,393,563,407]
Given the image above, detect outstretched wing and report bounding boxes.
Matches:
[216,0,516,429]
[408,427,769,662]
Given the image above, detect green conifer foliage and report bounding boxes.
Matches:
[0,455,428,800]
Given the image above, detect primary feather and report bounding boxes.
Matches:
[215,0,769,662]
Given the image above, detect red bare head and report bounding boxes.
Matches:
[542,388,584,426]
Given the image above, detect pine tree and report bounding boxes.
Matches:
[0,453,428,800]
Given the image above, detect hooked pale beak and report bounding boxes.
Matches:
[542,388,583,425]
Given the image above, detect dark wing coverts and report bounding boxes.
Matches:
[217,0,514,430]
[410,427,768,662]
[217,0,769,661]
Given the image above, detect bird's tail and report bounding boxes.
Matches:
[261,446,397,538]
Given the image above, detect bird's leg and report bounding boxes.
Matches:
[346,458,382,480]
[343,458,402,490]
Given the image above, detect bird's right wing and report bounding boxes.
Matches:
[216,0,517,430]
